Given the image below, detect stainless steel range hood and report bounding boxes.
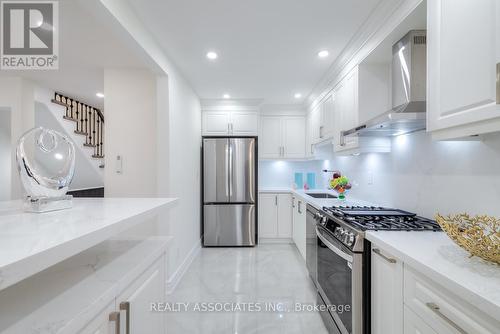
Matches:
[344,30,427,137]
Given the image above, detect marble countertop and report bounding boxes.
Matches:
[366,231,500,320]
[0,197,177,291]
[259,187,373,209]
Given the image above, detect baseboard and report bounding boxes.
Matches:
[166,238,201,295]
[258,238,293,244]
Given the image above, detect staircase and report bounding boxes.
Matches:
[51,92,104,160]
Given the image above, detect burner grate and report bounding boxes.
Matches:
[323,206,441,232]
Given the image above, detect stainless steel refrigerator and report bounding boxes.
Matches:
[202,137,257,246]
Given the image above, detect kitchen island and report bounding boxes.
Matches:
[0,197,177,333]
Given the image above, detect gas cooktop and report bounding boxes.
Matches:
[322,205,441,232]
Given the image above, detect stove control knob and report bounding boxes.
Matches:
[321,216,327,225]
[346,233,355,246]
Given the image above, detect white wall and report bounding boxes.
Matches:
[158,75,202,287]
[259,131,500,219]
[0,77,35,199]
[0,108,11,201]
[98,0,202,289]
[104,69,158,197]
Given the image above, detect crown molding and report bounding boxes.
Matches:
[306,0,423,112]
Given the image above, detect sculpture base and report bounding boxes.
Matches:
[23,195,73,213]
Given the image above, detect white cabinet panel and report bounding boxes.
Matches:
[231,112,259,135]
[258,194,278,238]
[404,306,438,334]
[294,198,306,260]
[260,116,306,159]
[321,94,335,139]
[277,194,292,238]
[428,0,500,137]
[260,117,282,158]
[202,111,259,136]
[78,302,115,334]
[259,193,292,240]
[404,266,500,334]
[282,117,306,158]
[371,245,403,334]
[310,105,322,144]
[335,68,359,152]
[203,112,231,135]
[117,258,165,334]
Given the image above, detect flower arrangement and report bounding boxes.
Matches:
[329,171,351,200]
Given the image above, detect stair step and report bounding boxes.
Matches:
[74,130,87,136]
[51,99,69,107]
[63,116,77,122]
[92,155,105,159]
[83,143,96,148]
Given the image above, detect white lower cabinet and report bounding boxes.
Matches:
[404,306,437,334]
[117,257,165,334]
[371,245,403,334]
[371,243,500,334]
[292,197,306,261]
[78,256,166,334]
[79,302,116,334]
[259,193,292,241]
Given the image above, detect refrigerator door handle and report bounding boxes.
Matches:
[225,140,229,197]
[228,141,233,197]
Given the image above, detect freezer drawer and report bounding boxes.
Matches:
[204,204,256,246]
[203,138,230,203]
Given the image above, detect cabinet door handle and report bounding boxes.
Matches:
[109,311,120,334]
[496,63,500,104]
[319,126,324,138]
[298,201,302,214]
[227,123,230,134]
[282,146,285,157]
[372,248,397,263]
[120,301,130,334]
[230,122,234,133]
[275,195,278,206]
[426,302,468,334]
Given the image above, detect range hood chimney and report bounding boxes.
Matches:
[343,30,427,137]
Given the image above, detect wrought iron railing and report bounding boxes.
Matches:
[52,92,104,158]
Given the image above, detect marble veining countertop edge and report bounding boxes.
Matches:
[0,198,178,291]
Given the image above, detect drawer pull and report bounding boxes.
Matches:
[426,302,468,334]
[109,311,120,334]
[372,248,396,263]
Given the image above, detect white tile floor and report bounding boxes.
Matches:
[166,244,329,334]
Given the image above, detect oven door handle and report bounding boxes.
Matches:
[316,227,353,263]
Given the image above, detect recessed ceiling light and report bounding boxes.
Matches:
[223,94,231,99]
[206,51,218,60]
[318,50,329,58]
[294,93,302,99]
[96,92,104,98]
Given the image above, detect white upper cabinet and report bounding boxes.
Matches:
[260,115,306,159]
[202,110,259,136]
[260,116,282,158]
[231,112,259,135]
[202,111,231,135]
[282,117,306,158]
[427,0,500,139]
[322,93,335,139]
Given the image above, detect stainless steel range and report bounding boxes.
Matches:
[309,205,441,334]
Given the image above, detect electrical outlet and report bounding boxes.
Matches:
[367,171,373,185]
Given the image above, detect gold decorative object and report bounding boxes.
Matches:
[436,214,500,265]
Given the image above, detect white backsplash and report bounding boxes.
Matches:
[259,160,325,189]
[259,131,500,218]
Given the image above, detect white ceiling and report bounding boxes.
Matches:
[126,0,382,105]
[0,0,156,110]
